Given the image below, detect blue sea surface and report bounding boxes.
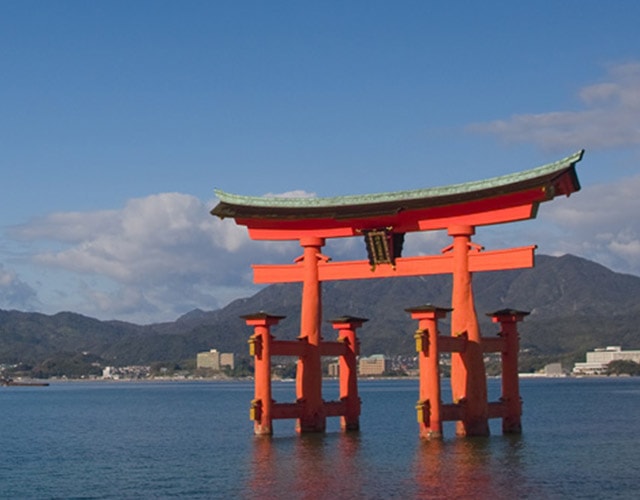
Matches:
[1,377,639,499]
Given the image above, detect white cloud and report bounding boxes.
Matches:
[8,193,272,322]
[12,193,252,283]
[12,210,121,244]
[468,62,640,151]
[533,175,640,274]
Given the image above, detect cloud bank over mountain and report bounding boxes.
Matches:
[6,193,294,322]
[2,171,639,324]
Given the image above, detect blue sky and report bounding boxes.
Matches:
[2,1,640,323]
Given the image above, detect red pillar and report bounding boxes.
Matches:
[296,236,326,433]
[241,312,285,436]
[406,305,451,439]
[329,316,367,431]
[447,225,489,436]
[488,309,528,434]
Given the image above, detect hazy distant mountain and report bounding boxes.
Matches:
[1,254,639,367]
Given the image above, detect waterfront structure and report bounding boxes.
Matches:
[102,365,150,379]
[196,349,235,371]
[212,150,583,437]
[327,361,339,377]
[406,306,528,438]
[358,354,388,376]
[544,363,566,377]
[242,313,364,434]
[573,346,640,375]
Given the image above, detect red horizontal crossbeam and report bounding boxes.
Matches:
[271,402,304,420]
[270,339,308,357]
[441,403,463,422]
[253,245,536,284]
[438,335,467,353]
[269,340,350,357]
[324,400,347,417]
[488,401,506,419]
[439,402,507,422]
[270,401,348,420]
[481,337,506,353]
[320,341,349,357]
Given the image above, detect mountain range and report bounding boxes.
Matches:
[1,254,639,370]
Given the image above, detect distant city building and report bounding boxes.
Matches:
[102,365,150,379]
[358,354,388,376]
[543,362,566,377]
[573,346,640,375]
[327,361,339,377]
[197,349,235,371]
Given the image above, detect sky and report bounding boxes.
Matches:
[2,1,640,324]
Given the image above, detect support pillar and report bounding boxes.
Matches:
[488,309,529,434]
[296,236,326,433]
[406,305,451,439]
[329,316,367,431]
[447,225,489,436]
[241,312,286,436]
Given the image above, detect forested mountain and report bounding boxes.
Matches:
[1,254,639,371]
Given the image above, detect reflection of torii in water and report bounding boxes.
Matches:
[211,150,584,438]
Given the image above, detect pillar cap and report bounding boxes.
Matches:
[299,236,325,247]
[486,308,530,318]
[327,315,369,324]
[447,224,475,236]
[240,311,287,321]
[404,304,452,314]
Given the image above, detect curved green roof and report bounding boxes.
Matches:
[212,150,583,221]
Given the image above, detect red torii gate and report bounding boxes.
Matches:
[211,150,583,438]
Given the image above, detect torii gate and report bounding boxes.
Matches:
[211,150,583,438]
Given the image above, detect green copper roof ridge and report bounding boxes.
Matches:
[214,150,583,208]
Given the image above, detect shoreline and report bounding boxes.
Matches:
[10,372,627,386]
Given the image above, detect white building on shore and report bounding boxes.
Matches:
[572,346,640,375]
[358,354,388,376]
[196,349,235,371]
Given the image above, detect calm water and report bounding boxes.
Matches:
[1,377,639,499]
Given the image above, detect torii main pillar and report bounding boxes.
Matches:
[448,225,489,436]
[296,236,326,433]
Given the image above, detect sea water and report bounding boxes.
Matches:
[1,377,639,499]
